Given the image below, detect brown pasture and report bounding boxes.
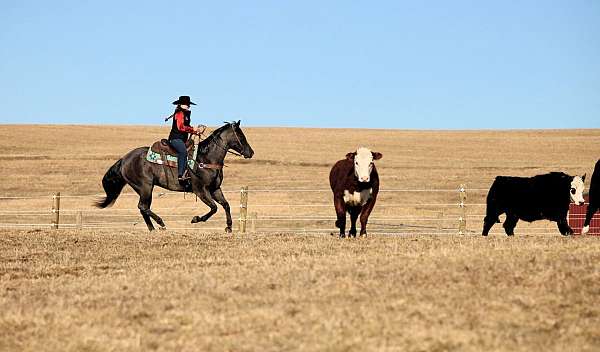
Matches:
[0,125,599,351]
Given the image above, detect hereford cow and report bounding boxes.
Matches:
[582,159,600,234]
[329,147,382,238]
[482,172,586,236]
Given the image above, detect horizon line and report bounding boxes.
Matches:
[1,123,599,132]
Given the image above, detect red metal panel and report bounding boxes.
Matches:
[569,195,600,235]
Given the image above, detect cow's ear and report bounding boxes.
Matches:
[372,152,382,160]
[346,152,356,160]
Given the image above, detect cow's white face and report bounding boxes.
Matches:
[347,147,382,183]
[570,175,586,205]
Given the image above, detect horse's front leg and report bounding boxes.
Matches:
[211,188,233,233]
[191,186,218,224]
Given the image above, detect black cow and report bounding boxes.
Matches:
[482,172,586,236]
[329,147,382,238]
[582,159,600,234]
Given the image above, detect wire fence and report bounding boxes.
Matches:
[0,186,597,236]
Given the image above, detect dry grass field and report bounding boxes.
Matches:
[0,125,599,351]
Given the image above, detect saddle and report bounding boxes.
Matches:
[146,138,222,170]
[151,139,195,157]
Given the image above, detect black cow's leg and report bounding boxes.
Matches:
[482,201,501,236]
[482,217,497,236]
[334,196,346,238]
[349,207,360,238]
[557,218,573,236]
[583,204,598,234]
[503,213,518,236]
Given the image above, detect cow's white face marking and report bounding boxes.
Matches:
[570,176,585,205]
[354,147,374,183]
[343,189,372,206]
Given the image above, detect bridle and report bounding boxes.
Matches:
[210,123,245,157]
[188,124,245,175]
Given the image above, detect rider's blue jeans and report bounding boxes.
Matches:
[169,138,188,177]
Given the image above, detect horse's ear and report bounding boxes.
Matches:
[346,152,356,160]
[236,120,241,125]
[582,173,586,182]
[372,152,382,160]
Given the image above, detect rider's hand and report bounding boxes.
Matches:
[194,126,205,135]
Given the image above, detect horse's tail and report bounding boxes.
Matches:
[95,159,126,208]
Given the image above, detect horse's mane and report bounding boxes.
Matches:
[197,122,233,154]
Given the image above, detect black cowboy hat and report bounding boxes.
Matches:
[172,96,196,105]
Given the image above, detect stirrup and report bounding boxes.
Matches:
[178,177,192,192]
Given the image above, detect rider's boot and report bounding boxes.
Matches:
[178,172,192,192]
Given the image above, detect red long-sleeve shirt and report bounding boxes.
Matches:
[175,111,195,133]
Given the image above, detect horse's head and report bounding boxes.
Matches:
[224,120,254,159]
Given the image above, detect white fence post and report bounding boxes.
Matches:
[239,186,248,233]
[51,192,60,229]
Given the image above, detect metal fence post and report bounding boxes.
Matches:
[437,210,444,231]
[76,211,83,230]
[239,186,248,233]
[458,185,467,235]
[51,192,60,229]
[250,212,257,233]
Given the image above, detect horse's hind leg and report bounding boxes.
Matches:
[141,195,167,230]
[211,188,232,233]
[138,195,155,231]
[132,184,166,231]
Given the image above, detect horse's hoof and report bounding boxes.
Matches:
[582,225,590,235]
[225,227,232,233]
[191,216,200,223]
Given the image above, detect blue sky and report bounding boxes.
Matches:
[1,1,598,129]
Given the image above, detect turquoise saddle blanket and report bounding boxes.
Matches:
[146,144,199,169]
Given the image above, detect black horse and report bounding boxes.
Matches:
[95,121,254,232]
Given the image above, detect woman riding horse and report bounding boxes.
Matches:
[95,121,254,232]
[168,95,202,184]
